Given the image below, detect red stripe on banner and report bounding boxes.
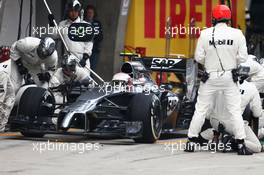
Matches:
[159,0,166,38]
[231,0,237,27]
[190,0,202,38]
[145,0,156,38]
[170,0,186,38]
[206,0,212,27]
[190,0,202,22]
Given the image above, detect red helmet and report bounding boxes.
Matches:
[212,5,231,21]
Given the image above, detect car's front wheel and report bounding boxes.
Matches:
[18,87,55,118]
[129,93,163,143]
[17,87,55,138]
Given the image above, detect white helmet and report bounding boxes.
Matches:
[37,37,56,59]
[112,72,131,82]
[61,54,77,76]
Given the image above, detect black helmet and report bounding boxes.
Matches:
[37,37,56,59]
[67,0,81,12]
[61,54,77,73]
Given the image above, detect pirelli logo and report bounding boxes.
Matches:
[209,39,234,46]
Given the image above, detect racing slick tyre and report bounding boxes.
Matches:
[18,87,55,118]
[20,131,45,138]
[18,87,55,138]
[130,94,163,143]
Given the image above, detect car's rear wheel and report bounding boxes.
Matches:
[129,94,163,143]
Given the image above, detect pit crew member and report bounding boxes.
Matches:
[49,0,93,73]
[49,54,91,104]
[185,5,249,155]
[10,37,58,93]
[200,80,264,153]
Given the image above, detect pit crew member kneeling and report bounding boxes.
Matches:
[49,54,92,104]
[199,77,264,154]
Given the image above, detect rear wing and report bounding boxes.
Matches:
[134,57,190,74]
[134,57,198,101]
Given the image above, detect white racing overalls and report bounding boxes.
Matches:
[188,23,248,140]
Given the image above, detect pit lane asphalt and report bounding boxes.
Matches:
[0,132,264,175]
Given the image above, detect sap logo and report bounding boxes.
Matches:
[151,58,182,69]
[209,39,233,46]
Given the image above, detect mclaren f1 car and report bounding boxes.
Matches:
[8,56,199,143]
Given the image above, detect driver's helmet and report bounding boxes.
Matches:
[61,54,77,77]
[112,72,132,87]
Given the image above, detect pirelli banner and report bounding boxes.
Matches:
[125,0,246,57]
